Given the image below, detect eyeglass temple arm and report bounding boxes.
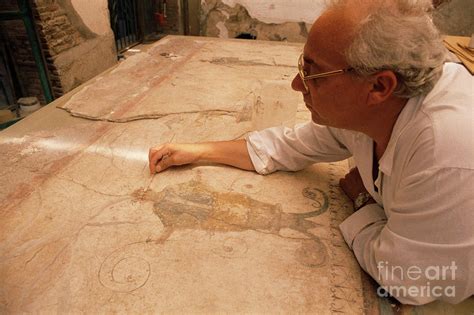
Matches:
[303,68,353,80]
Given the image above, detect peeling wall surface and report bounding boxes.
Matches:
[220,0,325,24]
[201,0,318,42]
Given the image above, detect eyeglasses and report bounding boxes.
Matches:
[298,53,353,92]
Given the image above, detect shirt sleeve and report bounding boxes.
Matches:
[339,167,474,305]
[245,122,352,174]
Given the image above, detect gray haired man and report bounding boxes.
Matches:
[149,0,473,305]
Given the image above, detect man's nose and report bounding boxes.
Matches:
[291,74,307,93]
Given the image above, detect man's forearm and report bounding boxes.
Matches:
[199,139,255,171]
[149,139,255,174]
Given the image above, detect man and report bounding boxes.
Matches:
[149,0,473,305]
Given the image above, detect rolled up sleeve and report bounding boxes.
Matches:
[246,122,352,174]
[339,203,387,249]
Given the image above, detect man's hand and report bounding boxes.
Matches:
[339,167,375,208]
[148,140,255,174]
[149,143,203,174]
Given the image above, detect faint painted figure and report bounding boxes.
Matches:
[139,180,329,267]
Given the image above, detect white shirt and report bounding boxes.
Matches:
[245,63,474,305]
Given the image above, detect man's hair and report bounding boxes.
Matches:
[326,0,446,98]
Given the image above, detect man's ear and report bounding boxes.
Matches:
[367,70,398,105]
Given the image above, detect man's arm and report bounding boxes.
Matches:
[149,122,353,175]
[149,139,254,174]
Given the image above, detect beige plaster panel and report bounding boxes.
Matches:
[59,36,302,130]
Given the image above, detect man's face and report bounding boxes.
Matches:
[291,9,370,130]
